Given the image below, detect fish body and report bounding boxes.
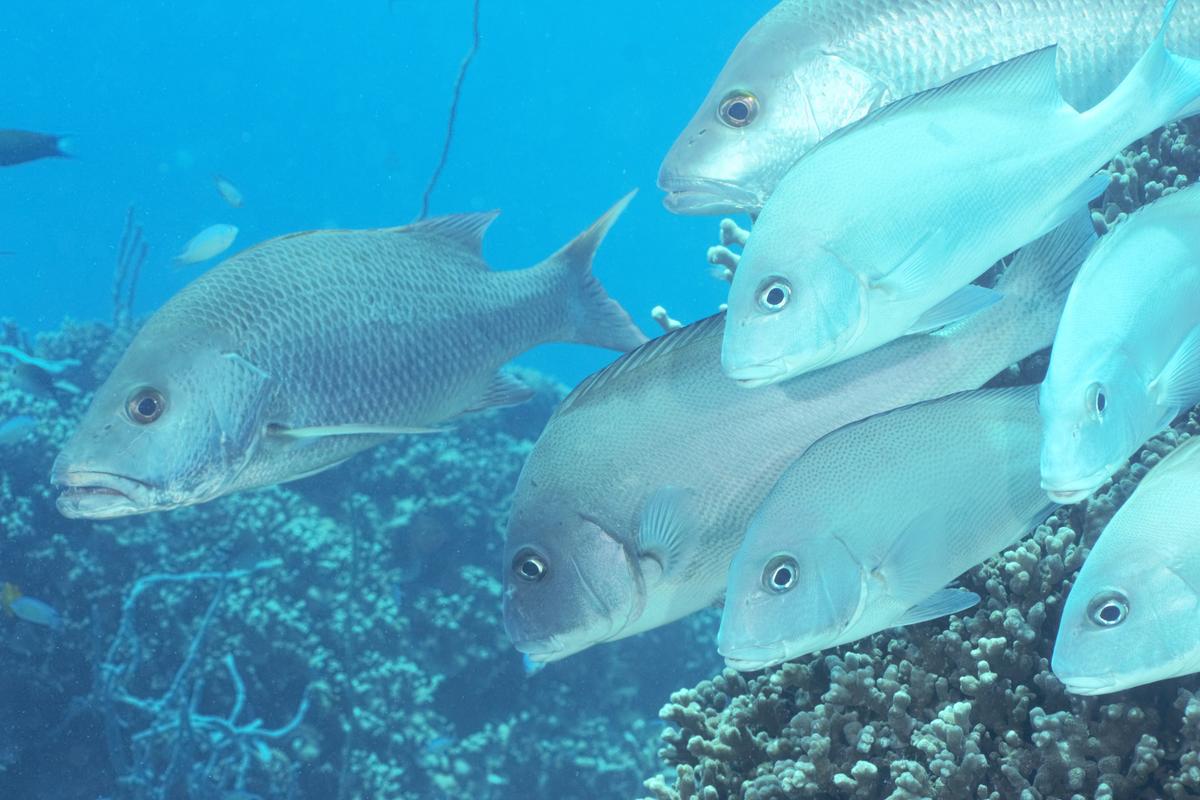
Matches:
[53,196,646,519]
[659,0,1200,216]
[174,224,239,265]
[720,5,1200,387]
[0,416,36,446]
[502,216,1092,663]
[214,175,245,208]
[1053,435,1200,694]
[0,129,72,167]
[2,583,62,630]
[718,386,1052,671]
[1040,187,1200,503]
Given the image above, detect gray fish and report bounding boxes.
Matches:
[659,0,1200,216]
[502,215,1093,663]
[52,194,646,519]
[0,129,73,167]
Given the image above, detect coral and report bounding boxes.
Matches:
[1095,118,1200,235]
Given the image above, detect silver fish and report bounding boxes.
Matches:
[1053,435,1200,694]
[174,224,239,265]
[721,4,1200,387]
[502,215,1092,663]
[53,195,646,519]
[659,0,1200,216]
[719,386,1052,672]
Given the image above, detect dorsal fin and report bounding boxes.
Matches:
[814,45,1067,155]
[400,210,501,258]
[554,313,725,417]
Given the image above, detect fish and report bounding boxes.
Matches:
[174,224,239,265]
[720,1,1200,388]
[718,386,1053,672]
[0,416,36,447]
[214,175,245,208]
[1052,434,1200,694]
[659,0,1200,216]
[2,583,63,631]
[52,194,646,519]
[501,214,1092,663]
[0,129,73,167]
[1040,187,1200,504]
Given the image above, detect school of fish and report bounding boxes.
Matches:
[20,0,1200,698]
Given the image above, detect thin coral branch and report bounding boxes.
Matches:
[417,0,482,220]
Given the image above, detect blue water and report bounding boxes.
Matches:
[3,0,770,384]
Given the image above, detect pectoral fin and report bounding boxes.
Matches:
[268,423,444,439]
[1029,174,1109,241]
[905,285,1002,335]
[874,228,950,299]
[1153,326,1200,409]
[892,587,980,627]
[636,487,698,584]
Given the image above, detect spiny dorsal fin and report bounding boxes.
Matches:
[815,45,1067,155]
[400,209,501,259]
[554,313,726,417]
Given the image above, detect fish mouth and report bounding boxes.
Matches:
[1041,470,1109,505]
[53,470,156,519]
[1057,673,1118,695]
[723,356,803,389]
[719,641,789,673]
[509,636,571,664]
[658,176,763,216]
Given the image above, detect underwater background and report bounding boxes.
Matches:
[10,2,1200,800]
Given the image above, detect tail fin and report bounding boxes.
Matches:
[541,191,648,352]
[53,135,75,159]
[995,209,1096,314]
[1106,0,1200,127]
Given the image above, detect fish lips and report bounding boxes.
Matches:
[658,176,763,217]
[1056,672,1118,696]
[718,640,790,673]
[53,469,156,519]
[1041,470,1110,504]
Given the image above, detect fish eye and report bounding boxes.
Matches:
[1087,590,1129,627]
[512,549,548,583]
[1086,382,1107,420]
[719,91,758,128]
[127,388,166,424]
[757,279,791,312]
[762,555,798,594]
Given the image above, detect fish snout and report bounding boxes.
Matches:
[1040,467,1109,505]
[656,173,763,217]
[1055,672,1118,696]
[52,466,155,519]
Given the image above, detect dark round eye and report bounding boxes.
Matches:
[127,388,165,424]
[513,549,547,583]
[762,555,798,594]
[757,279,791,312]
[719,92,758,128]
[1087,590,1128,627]
[1086,382,1107,419]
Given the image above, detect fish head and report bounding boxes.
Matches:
[718,513,863,671]
[722,239,863,387]
[502,504,644,663]
[1053,551,1199,695]
[658,8,889,216]
[53,331,273,519]
[1039,359,1147,504]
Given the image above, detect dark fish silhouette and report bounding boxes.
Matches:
[0,129,73,167]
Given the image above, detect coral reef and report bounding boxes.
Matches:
[0,316,719,799]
